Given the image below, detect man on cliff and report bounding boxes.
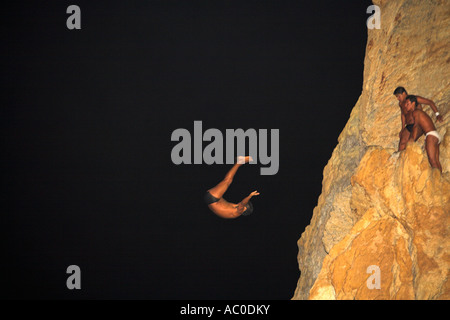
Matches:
[404,95,442,172]
[393,86,443,151]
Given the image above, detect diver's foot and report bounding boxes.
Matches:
[237,156,253,164]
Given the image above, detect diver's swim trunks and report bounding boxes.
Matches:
[406,123,414,132]
[426,130,442,144]
[204,191,220,205]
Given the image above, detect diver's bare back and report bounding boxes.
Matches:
[413,109,436,134]
[208,198,241,219]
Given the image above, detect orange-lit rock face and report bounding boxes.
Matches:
[308,145,449,300]
[292,0,450,300]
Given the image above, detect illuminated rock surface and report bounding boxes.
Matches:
[292,0,450,300]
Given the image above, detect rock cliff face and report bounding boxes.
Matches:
[292,0,450,300]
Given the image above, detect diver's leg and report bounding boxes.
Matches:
[436,142,442,172]
[425,135,441,172]
[208,156,252,199]
[398,128,409,151]
[415,126,424,141]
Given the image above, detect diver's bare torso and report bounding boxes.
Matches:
[208,198,242,219]
[411,109,436,135]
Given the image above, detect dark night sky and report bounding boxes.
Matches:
[1,1,371,299]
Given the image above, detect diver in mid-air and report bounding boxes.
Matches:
[204,156,259,219]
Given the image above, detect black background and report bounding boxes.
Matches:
[1,0,371,299]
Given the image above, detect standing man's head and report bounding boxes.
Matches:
[405,95,418,112]
[394,86,408,102]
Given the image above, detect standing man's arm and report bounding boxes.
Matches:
[416,96,443,122]
[400,112,406,138]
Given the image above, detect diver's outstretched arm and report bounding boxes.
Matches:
[236,191,259,211]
